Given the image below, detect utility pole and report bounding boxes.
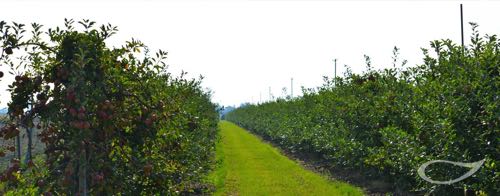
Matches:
[461,4,464,50]
[259,92,262,104]
[290,78,293,98]
[334,59,337,86]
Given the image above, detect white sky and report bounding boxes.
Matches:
[0,0,499,108]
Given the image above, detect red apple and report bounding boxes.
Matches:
[77,112,85,120]
[144,118,152,126]
[98,111,108,119]
[78,107,86,113]
[151,114,158,121]
[27,160,34,168]
[69,108,78,117]
[104,100,111,108]
[66,91,76,101]
[37,179,45,187]
[83,121,91,129]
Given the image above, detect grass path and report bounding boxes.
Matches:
[208,121,363,196]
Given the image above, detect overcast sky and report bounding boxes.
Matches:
[1,0,499,108]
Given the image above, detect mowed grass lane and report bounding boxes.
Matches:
[209,121,363,196]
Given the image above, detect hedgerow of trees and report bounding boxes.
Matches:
[0,20,218,195]
[226,24,499,195]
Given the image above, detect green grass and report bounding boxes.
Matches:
[208,121,364,196]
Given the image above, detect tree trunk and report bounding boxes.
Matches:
[78,149,88,196]
[24,127,32,164]
[16,134,21,160]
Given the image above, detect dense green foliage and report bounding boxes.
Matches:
[226,25,499,194]
[0,20,218,195]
